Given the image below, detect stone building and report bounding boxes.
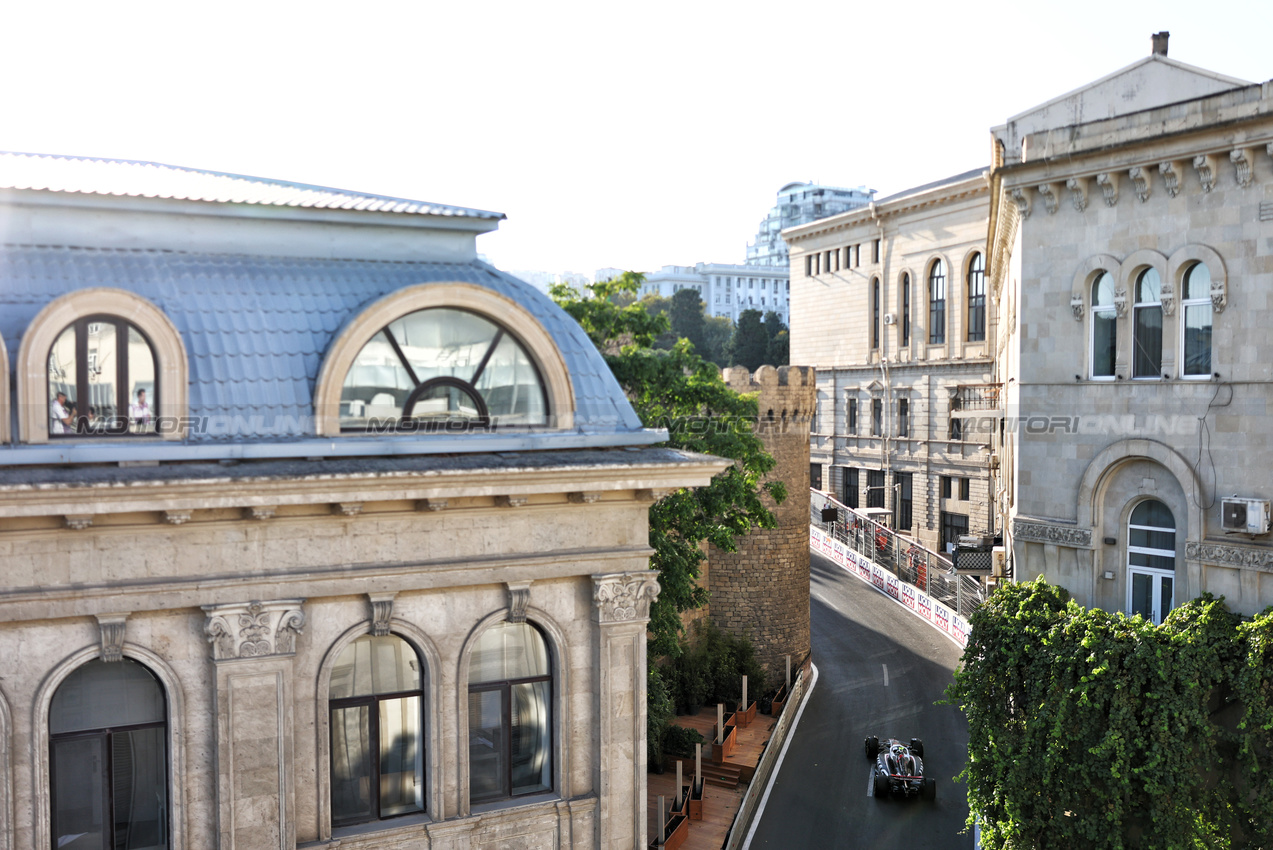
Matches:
[705,366,814,679]
[988,35,1273,619]
[0,153,729,850]
[787,170,997,554]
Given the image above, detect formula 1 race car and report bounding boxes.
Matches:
[864,735,936,800]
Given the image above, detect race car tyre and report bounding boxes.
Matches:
[874,769,890,798]
[922,777,936,800]
[864,736,879,759]
[910,737,924,757]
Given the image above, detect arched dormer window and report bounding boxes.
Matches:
[339,308,546,431]
[467,621,552,803]
[48,316,157,436]
[17,289,188,443]
[313,284,576,436]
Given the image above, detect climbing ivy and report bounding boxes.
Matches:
[946,578,1273,849]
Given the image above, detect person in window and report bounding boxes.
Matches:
[50,391,75,435]
[129,388,152,432]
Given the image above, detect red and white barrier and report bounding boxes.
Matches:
[810,525,970,648]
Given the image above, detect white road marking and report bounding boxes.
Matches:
[882,664,889,686]
[741,664,820,850]
[866,768,876,797]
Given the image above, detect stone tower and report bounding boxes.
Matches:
[707,365,815,682]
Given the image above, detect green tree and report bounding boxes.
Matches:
[669,288,710,357]
[762,311,789,366]
[550,272,786,657]
[946,578,1273,849]
[702,315,734,367]
[730,309,769,370]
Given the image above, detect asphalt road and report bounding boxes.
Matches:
[745,550,972,849]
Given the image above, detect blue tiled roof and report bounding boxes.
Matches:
[0,245,643,441]
[0,152,505,220]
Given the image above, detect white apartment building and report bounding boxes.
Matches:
[638,263,790,324]
[747,182,874,268]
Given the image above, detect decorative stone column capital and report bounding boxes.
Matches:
[592,571,660,625]
[95,613,130,662]
[367,592,396,636]
[202,599,306,660]
[506,581,533,624]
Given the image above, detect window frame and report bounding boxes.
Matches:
[1132,267,1163,379]
[928,259,946,345]
[866,469,885,509]
[940,511,969,554]
[845,467,859,509]
[901,273,911,348]
[1126,499,1176,625]
[1089,271,1118,381]
[871,278,880,350]
[1180,261,1213,379]
[47,314,159,439]
[328,634,427,827]
[871,398,882,437]
[846,396,858,435]
[966,252,986,342]
[895,472,913,530]
[898,398,909,438]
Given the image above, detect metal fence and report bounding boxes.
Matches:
[810,489,987,619]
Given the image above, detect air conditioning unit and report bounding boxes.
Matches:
[1221,498,1271,534]
[991,547,1007,578]
[883,313,897,325]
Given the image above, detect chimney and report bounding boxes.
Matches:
[1151,31,1169,56]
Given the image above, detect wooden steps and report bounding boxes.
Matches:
[669,757,743,789]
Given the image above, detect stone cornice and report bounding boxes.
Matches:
[1012,517,1093,548]
[1186,540,1273,573]
[0,454,730,519]
[782,177,989,243]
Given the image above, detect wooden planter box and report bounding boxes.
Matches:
[649,814,689,850]
[670,785,689,818]
[688,777,704,820]
[771,685,788,716]
[735,700,757,727]
[710,720,737,763]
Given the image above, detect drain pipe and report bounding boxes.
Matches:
[871,203,892,496]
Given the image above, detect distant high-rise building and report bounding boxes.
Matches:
[747,181,874,267]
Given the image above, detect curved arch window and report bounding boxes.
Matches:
[928,260,946,344]
[1181,262,1213,377]
[468,621,552,802]
[901,273,911,347]
[329,634,424,825]
[1127,500,1175,624]
[1133,268,1163,378]
[1090,272,1117,379]
[47,317,157,436]
[51,659,168,850]
[967,253,986,342]
[340,308,547,431]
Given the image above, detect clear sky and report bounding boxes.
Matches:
[3,1,1269,277]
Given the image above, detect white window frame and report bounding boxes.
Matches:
[1126,502,1176,625]
[1180,261,1213,380]
[1089,272,1117,381]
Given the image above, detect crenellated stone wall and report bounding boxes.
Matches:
[706,365,816,683]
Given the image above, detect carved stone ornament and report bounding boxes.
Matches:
[1113,287,1129,318]
[568,491,602,504]
[1211,277,1227,313]
[164,510,192,525]
[333,502,364,516]
[592,572,661,624]
[244,505,277,521]
[496,495,528,508]
[506,581,533,624]
[1096,172,1119,207]
[1066,176,1089,212]
[95,613,129,663]
[1230,148,1255,189]
[1012,519,1093,548]
[367,592,396,636]
[416,498,448,512]
[1037,182,1061,214]
[1159,161,1182,198]
[636,488,672,502]
[1186,541,1273,572]
[1160,279,1176,317]
[1070,293,1085,321]
[1010,187,1032,219]
[202,599,306,660]
[65,514,93,530]
[1128,166,1152,203]
[1193,154,1217,193]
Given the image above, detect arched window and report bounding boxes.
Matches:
[967,253,986,342]
[928,260,946,344]
[339,308,547,431]
[47,317,157,436]
[468,621,552,803]
[901,273,911,347]
[1127,500,1175,624]
[329,634,424,825]
[1133,268,1163,378]
[50,659,168,850]
[871,278,880,350]
[1181,262,1213,378]
[1090,272,1117,379]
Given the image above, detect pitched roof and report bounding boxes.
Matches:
[0,152,505,220]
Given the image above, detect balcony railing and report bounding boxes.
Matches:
[950,383,1003,415]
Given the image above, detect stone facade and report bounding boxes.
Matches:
[989,44,1273,618]
[787,171,997,554]
[705,365,814,681]
[0,155,730,850]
